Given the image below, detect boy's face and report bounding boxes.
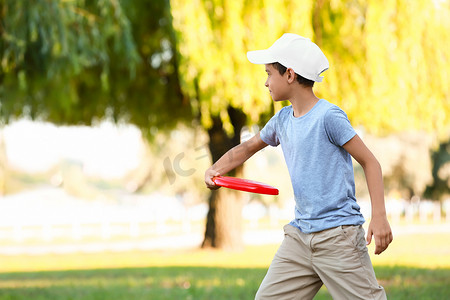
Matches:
[264,64,290,101]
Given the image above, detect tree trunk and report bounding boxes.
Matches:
[0,130,6,195]
[202,106,247,250]
[202,184,244,250]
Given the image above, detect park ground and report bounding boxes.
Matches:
[0,222,449,300]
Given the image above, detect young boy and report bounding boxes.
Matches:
[204,33,393,299]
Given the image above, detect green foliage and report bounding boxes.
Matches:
[1,0,139,123]
[0,0,191,134]
[110,0,192,136]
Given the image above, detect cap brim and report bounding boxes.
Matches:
[247,50,276,64]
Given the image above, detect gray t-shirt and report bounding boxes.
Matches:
[260,99,365,233]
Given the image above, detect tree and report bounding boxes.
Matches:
[1,0,189,130]
[0,0,190,193]
[1,0,139,123]
[1,0,139,193]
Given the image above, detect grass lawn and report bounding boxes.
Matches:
[0,233,449,299]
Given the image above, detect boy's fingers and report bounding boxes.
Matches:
[366,229,372,245]
[207,181,220,190]
[205,170,221,189]
[383,232,393,252]
[375,236,384,254]
[375,234,387,254]
[206,177,216,187]
[209,173,220,184]
[374,232,392,255]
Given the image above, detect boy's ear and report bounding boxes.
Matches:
[286,68,296,83]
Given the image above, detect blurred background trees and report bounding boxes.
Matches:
[1,0,139,124]
[1,0,190,130]
[1,0,449,250]
[0,0,191,193]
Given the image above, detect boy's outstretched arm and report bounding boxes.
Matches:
[343,135,393,255]
[205,132,268,189]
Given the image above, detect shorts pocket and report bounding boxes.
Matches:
[340,225,367,252]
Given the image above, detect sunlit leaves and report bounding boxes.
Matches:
[315,0,449,136]
[171,0,315,130]
[171,0,449,136]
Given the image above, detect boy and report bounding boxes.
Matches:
[204,33,393,299]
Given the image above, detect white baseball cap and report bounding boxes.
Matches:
[247,33,329,82]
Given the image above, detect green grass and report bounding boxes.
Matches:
[375,266,450,300]
[0,231,449,299]
[0,266,448,299]
[0,267,264,300]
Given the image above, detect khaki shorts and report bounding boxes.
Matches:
[255,224,386,300]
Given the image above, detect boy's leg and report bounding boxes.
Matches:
[255,224,323,300]
[311,225,387,300]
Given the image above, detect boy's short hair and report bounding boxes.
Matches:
[271,62,314,87]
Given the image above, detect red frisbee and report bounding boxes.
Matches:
[212,176,279,195]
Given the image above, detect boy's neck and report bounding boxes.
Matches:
[289,87,320,118]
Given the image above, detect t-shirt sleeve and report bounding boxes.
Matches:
[260,112,280,147]
[324,106,357,146]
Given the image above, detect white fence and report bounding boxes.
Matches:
[0,187,449,244]
[0,187,208,243]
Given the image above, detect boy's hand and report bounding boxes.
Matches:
[205,168,221,190]
[366,215,393,255]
